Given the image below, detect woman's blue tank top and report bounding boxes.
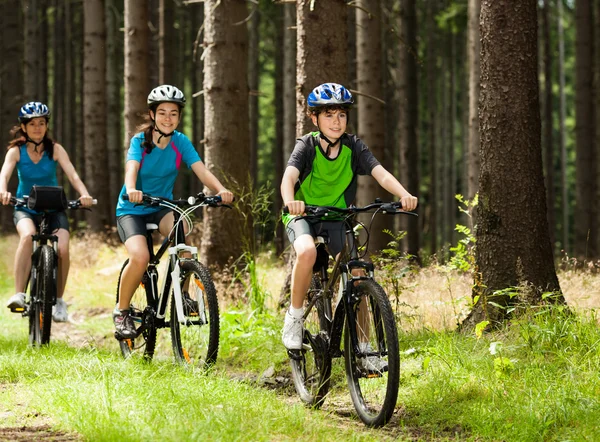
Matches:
[15,145,58,214]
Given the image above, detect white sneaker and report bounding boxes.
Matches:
[282,310,304,350]
[6,292,26,310]
[358,342,388,372]
[53,298,69,322]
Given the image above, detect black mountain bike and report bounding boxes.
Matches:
[8,186,94,346]
[115,192,227,366]
[285,201,417,427]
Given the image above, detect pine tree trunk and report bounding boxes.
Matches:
[557,0,569,254]
[541,0,556,251]
[296,0,348,136]
[123,1,150,155]
[23,0,40,100]
[467,0,481,201]
[355,0,391,254]
[426,0,437,254]
[201,0,250,266]
[248,7,260,185]
[397,0,420,261]
[274,4,285,256]
[462,0,563,330]
[105,0,122,221]
[83,0,108,231]
[574,0,597,259]
[0,0,23,230]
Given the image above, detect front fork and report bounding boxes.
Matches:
[168,244,199,324]
[340,260,375,358]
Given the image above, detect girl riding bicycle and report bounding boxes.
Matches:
[0,102,94,321]
[280,83,418,357]
[114,84,233,339]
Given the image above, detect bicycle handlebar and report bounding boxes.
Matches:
[282,201,418,218]
[9,196,97,209]
[123,192,229,209]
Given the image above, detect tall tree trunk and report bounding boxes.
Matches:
[397,0,420,260]
[23,0,40,100]
[201,0,250,266]
[0,0,23,230]
[191,2,204,192]
[425,0,437,254]
[296,0,348,136]
[159,0,176,85]
[283,3,296,161]
[467,0,481,201]
[248,6,260,185]
[38,0,48,103]
[557,0,569,254]
[105,0,122,221]
[462,0,563,330]
[83,0,108,231]
[123,1,150,156]
[52,0,65,145]
[541,0,555,251]
[574,0,597,259]
[355,0,391,253]
[274,3,285,255]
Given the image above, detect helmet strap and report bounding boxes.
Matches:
[24,135,44,151]
[318,132,341,157]
[152,120,174,144]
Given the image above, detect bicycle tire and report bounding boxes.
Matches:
[170,259,219,367]
[115,259,157,360]
[344,280,400,427]
[290,274,332,407]
[28,246,55,346]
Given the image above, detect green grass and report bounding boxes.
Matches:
[1,235,600,440]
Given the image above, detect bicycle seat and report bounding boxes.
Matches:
[146,223,159,232]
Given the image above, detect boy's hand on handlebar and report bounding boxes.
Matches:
[285,200,305,216]
[399,194,418,212]
[217,189,234,204]
[0,191,11,206]
[79,195,94,207]
[126,188,143,204]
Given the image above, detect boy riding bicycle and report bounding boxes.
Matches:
[280,83,418,362]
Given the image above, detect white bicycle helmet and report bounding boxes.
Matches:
[147,85,186,108]
[307,83,353,109]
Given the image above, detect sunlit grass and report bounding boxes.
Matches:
[2,233,600,440]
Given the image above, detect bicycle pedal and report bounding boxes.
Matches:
[287,349,303,360]
[9,307,25,313]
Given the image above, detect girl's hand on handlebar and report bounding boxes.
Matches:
[217,189,234,204]
[0,191,11,206]
[285,200,305,216]
[126,188,143,204]
[79,195,94,207]
[399,194,418,212]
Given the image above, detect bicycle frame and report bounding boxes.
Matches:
[305,220,380,360]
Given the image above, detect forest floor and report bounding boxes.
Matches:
[1,233,599,441]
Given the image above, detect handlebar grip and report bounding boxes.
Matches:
[282,206,289,215]
[122,194,129,201]
[92,199,98,206]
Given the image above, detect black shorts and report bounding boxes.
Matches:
[116,208,172,243]
[285,217,354,257]
[13,210,70,232]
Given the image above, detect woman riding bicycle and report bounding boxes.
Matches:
[114,84,233,339]
[280,83,418,360]
[0,101,94,321]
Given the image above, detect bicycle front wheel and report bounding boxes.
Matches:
[290,274,332,407]
[344,280,400,427]
[115,260,157,360]
[170,259,219,367]
[29,245,55,346]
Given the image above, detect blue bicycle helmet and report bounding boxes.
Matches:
[18,102,51,123]
[147,85,186,109]
[307,83,354,109]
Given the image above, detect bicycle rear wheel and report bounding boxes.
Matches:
[28,245,55,346]
[290,275,332,407]
[170,259,219,367]
[344,280,399,427]
[115,260,157,360]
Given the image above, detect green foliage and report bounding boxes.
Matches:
[371,229,418,317]
[230,179,275,312]
[446,194,477,273]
